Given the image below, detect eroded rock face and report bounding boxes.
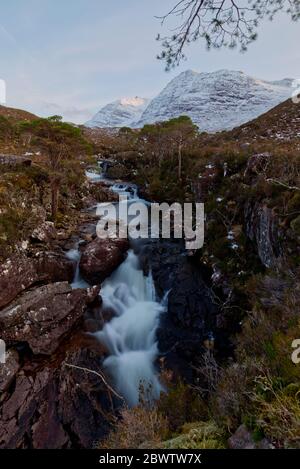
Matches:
[80,238,129,285]
[140,240,222,378]
[0,282,96,355]
[0,348,112,449]
[245,202,282,268]
[0,255,38,310]
[0,252,75,310]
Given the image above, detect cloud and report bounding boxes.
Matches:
[0,0,299,125]
[32,101,95,123]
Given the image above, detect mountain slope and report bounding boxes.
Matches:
[85,97,149,128]
[0,104,37,122]
[138,70,293,132]
[230,98,300,142]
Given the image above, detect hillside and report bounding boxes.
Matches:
[0,104,37,122]
[229,98,300,142]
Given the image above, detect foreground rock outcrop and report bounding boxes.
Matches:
[0,252,75,310]
[0,255,38,310]
[0,282,99,355]
[0,347,114,448]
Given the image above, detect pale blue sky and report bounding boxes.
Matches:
[0,0,299,123]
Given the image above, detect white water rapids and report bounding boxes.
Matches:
[96,250,165,407]
[69,171,166,407]
[96,182,165,406]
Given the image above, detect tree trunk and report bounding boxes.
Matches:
[178,143,182,180]
[51,183,59,221]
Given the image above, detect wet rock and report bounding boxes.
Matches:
[141,241,222,377]
[245,202,282,268]
[80,238,129,285]
[34,251,75,283]
[0,349,19,393]
[0,282,92,355]
[87,285,101,304]
[83,298,115,334]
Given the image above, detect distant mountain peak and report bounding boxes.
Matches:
[119,97,146,107]
[85,97,149,128]
[138,69,293,132]
[85,70,293,132]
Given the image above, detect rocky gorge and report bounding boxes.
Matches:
[0,161,231,448]
[0,97,299,449]
[0,170,131,448]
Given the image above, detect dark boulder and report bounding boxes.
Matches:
[79,238,129,285]
[34,251,75,284]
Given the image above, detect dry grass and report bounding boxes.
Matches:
[253,374,300,448]
[98,406,169,449]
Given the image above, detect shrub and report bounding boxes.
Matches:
[98,406,169,449]
[162,421,225,449]
[211,361,258,431]
[157,380,208,433]
[253,374,300,448]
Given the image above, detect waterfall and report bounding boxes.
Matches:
[76,170,166,407]
[96,182,165,407]
[95,251,165,407]
[66,247,89,289]
[85,170,103,182]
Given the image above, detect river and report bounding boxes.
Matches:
[67,169,167,407]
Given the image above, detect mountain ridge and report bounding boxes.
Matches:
[85,70,293,132]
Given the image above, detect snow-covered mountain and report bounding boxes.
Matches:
[85,70,293,132]
[85,97,149,128]
[138,70,293,132]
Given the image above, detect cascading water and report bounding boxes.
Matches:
[72,170,166,407]
[85,170,103,182]
[95,250,165,407]
[95,181,166,407]
[66,246,89,289]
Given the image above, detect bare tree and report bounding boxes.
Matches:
[157,0,300,69]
